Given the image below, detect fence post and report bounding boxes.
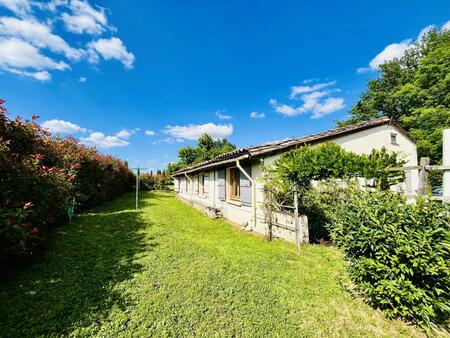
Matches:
[294,191,300,252]
[444,129,450,202]
[418,157,429,196]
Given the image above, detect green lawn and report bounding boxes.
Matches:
[0,192,424,337]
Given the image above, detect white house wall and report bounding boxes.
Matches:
[174,123,419,242]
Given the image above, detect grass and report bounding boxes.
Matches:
[0,191,426,337]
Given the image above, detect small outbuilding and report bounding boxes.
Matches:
[172,117,418,242]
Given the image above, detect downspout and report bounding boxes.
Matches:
[184,173,193,193]
[236,157,257,229]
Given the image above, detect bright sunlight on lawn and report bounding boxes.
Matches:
[0,192,424,337]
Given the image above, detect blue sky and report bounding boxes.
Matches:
[1,0,449,170]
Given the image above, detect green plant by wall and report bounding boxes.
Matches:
[329,189,450,329]
[262,142,405,241]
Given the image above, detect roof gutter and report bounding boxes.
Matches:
[173,153,250,176]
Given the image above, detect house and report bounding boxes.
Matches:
[172,117,419,242]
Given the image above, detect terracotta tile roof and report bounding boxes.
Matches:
[172,117,411,175]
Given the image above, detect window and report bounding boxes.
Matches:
[199,173,205,196]
[227,167,240,201]
[390,133,398,145]
[185,177,188,192]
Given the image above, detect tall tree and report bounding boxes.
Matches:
[167,134,236,174]
[340,29,450,165]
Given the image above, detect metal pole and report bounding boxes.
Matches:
[443,129,450,202]
[136,167,140,209]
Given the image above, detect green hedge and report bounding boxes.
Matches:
[140,173,172,191]
[0,100,134,266]
[330,189,450,328]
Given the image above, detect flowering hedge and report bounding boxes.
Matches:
[0,100,134,265]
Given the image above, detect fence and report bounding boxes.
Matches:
[265,188,308,251]
[386,129,450,202]
[387,157,450,202]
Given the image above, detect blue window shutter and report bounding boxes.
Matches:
[204,173,209,197]
[218,169,226,201]
[240,163,252,206]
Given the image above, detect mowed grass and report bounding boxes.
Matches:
[0,192,424,337]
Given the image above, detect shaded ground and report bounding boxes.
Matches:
[0,192,425,337]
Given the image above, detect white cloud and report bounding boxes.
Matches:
[164,123,233,141]
[115,128,139,139]
[6,68,51,81]
[290,81,336,99]
[359,21,450,73]
[368,40,412,71]
[0,1,134,82]
[41,119,87,133]
[250,111,265,119]
[0,38,69,70]
[443,20,450,31]
[0,0,31,17]
[88,37,135,69]
[61,0,108,35]
[215,110,232,120]
[0,38,69,80]
[0,17,83,60]
[78,76,86,82]
[418,24,435,41]
[81,131,129,148]
[310,97,345,119]
[145,130,156,136]
[270,80,345,118]
[269,99,305,117]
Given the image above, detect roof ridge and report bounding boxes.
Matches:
[172,116,402,175]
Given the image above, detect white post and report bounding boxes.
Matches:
[443,129,450,202]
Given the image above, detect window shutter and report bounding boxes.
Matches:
[204,173,209,197]
[218,169,226,201]
[240,164,252,206]
[194,175,199,194]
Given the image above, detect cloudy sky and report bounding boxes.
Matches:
[1,0,449,170]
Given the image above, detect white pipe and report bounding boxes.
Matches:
[184,173,192,194]
[236,158,257,229]
[443,129,450,202]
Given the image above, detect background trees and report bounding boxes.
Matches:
[167,133,236,174]
[341,29,450,166]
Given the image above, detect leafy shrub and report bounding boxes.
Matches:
[329,189,450,328]
[0,100,134,265]
[265,143,404,193]
[262,143,405,240]
[140,173,172,191]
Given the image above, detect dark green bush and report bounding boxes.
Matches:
[329,189,450,328]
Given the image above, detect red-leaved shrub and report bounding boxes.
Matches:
[0,100,134,265]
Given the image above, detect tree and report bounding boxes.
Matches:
[340,29,450,166]
[168,133,236,172]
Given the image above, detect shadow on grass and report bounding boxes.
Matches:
[0,193,156,337]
